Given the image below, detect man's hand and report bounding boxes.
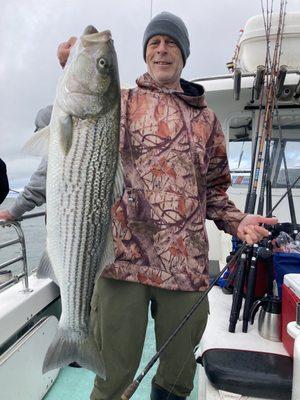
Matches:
[237,214,278,245]
[57,36,77,68]
[0,210,14,221]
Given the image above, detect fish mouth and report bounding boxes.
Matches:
[81,30,112,46]
[64,87,98,96]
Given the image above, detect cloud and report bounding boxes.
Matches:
[1,0,299,188]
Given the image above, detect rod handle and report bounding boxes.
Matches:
[247,192,257,214]
[121,380,140,400]
[242,245,259,332]
[228,253,247,333]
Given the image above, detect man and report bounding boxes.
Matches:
[0,13,276,400]
[89,12,277,400]
[0,158,9,204]
[0,37,76,221]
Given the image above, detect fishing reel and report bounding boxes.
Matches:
[257,234,273,259]
[271,222,300,238]
[258,222,300,256]
[255,223,285,258]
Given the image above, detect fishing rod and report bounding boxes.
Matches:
[242,1,287,333]
[244,1,275,214]
[247,0,285,216]
[228,252,248,332]
[275,107,299,237]
[265,0,297,237]
[121,247,244,400]
[224,80,266,299]
[263,124,275,298]
[244,73,266,214]
[227,0,275,333]
[261,0,277,220]
[229,0,288,333]
[225,0,274,329]
[260,10,297,233]
[244,64,270,213]
[265,147,272,217]
[265,143,281,296]
[224,0,275,284]
[257,0,287,299]
[243,1,275,213]
[243,123,273,322]
[257,115,273,215]
[255,2,286,215]
[268,175,300,218]
[120,175,300,400]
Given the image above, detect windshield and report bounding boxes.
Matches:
[228,113,300,189]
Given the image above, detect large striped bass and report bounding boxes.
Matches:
[27,26,122,378]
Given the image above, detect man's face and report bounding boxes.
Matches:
[146,35,183,90]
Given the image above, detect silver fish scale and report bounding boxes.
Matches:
[48,109,119,337]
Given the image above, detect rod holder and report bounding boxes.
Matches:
[233,68,242,101]
[254,65,265,100]
[293,76,300,100]
[276,65,288,98]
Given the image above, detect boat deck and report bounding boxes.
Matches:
[43,312,199,399]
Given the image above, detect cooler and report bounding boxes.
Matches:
[282,273,300,357]
[274,252,300,299]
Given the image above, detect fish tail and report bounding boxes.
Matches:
[42,327,106,379]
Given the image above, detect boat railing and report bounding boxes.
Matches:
[192,68,300,82]
[0,212,45,292]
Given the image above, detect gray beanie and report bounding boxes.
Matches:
[143,12,190,66]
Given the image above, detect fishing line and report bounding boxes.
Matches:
[245,0,273,213]
[229,0,276,333]
[273,105,298,236]
[164,347,194,400]
[120,246,245,400]
[241,0,287,332]
[261,0,295,233]
[120,173,300,399]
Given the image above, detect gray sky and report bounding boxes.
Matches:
[1,0,300,189]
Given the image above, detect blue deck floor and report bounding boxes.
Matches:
[43,313,199,399]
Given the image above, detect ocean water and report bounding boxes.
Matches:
[0,197,46,275]
[0,196,199,399]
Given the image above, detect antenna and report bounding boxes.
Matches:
[150,0,153,20]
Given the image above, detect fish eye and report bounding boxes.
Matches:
[98,58,108,69]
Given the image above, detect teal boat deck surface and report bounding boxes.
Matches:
[44,312,199,399]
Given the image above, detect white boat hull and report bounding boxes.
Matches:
[0,316,59,400]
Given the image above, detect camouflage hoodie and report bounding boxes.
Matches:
[102,73,246,292]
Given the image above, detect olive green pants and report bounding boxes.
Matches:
[90,278,209,400]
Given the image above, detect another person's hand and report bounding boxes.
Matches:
[57,36,77,68]
[0,210,14,221]
[237,214,278,245]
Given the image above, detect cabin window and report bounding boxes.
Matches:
[228,115,252,187]
[229,140,252,186]
[228,113,300,189]
[273,140,300,188]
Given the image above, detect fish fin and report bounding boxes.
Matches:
[58,114,73,155]
[43,327,106,378]
[96,224,115,280]
[112,156,124,202]
[36,251,59,286]
[22,126,50,156]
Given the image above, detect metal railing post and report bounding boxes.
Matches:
[0,211,46,292]
[10,222,31,293]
